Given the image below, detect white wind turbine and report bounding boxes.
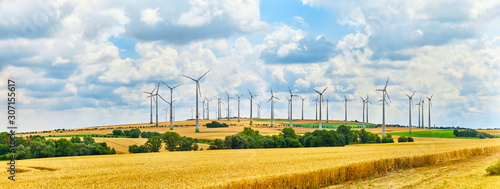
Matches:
[256,102,262,119]
[226,92,233,121]
[314,96,319,121]
[161,82,182,130]
[326,97,330,123]
[248,90,258,125]
[153,83,167,127]
[286,97,290,120]
[183,70,209,133]
[314,87,328,129]
[360,96,367,128]
[343,94,352,126]
[205,97,213,120]
[268,88,279,127]
[405,91,416,134]
[143,86,157,124]
[201,98,206,120]
[427,94,433,129]
[415,100,422,129]
[421,98,425,129]
[235,93,244,122]
[300,96,307,120]
[287,87,299,127]
[376,77,392,136]
[366,95,373,125]
[216,96,223,120]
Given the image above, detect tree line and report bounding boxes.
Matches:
[129,133,200,153]
[112,128,161,138]
[0,133,116,160]
[453,129,494,139]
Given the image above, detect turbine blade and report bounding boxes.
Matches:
[183,75,197,81]
[172,83,183,89]
[158,94,167,102]
[197,82,202,97]
[386,91,392,103]
[411,91,416,98]
[322,87,327,93]
[384,77,389,89]
[198,70,210,80]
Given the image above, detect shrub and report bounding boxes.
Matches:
[382,135,394,143]
[206,121,229,128]
[486,159,500,175]
[407,136,414,142]
[398,136,408,142]
[112,129,123,136]
[145,136,162,152]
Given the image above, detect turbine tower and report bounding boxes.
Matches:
[161,82,182,130]
[201,98,206,120]
[268,88,279,127]
[286,97,290,120]
[217,97,222,120]
[343,94,352,126]
[326,97,330,123]
[427,94,433,129]
[405,91,416,134]
[256,102,262,119]
[143,86,157,124]
[415,100,421,129]
[421,98,425,129]
[248,90,258,125]
[164,108,168,122]
[314,96,318,121]
[153,83,167,127]
[376,77,391,136]
[226,92,233,121]
[287,87,299,127]
[183,70,209,133]
[314,87,328,129]
[360,96,367,128]
[205,97,213,120]
[366,95,372,124]
[235,93,244,122]
[300,96,307,120]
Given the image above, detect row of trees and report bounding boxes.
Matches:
[112,129,141,138]
[206,121,229,128]
[453,129,494,139]
[209,126,394,150]
[0,133,116,160]
[129,132,200,153]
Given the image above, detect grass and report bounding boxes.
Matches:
[390,130,481,139]
[46,134,127,138]
[486,159,500,175]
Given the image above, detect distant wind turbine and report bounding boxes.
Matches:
[427,94,433,129]
[153,83,167,127]
[287,87,299,127]
[314,96,318,121]
[314,87,328,129]
[415,100,422,129]
[161,82,182,130]
[300,96,307,120]
[326,97,330,123]
[376,77,391,136]
[226,92,233,121]
[268,88,279,127]
[343,94,352,126]
[256,102,262,119]
[421,98,425,129]
[235,93,243,122]
[143,86,157,124]
[405,91,416,134]
[248,90,258,125]
[183,70,209,132]
[360,96,367,128]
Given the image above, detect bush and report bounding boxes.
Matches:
[382,135,394,143]
[209,139,225,150]
[206,121,229,128]
[145,136,162,152]
[112,129,123,136]
[407,136,414,142]
[398,136,408,142]
[486,159,500,175]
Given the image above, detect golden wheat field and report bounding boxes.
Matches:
[2,136,499,188]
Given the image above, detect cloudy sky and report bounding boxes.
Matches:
[1,0,499,132]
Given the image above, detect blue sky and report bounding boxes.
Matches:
[0,0,499,132]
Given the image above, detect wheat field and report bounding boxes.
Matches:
[2,136,499,188]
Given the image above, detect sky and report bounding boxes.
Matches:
[1,0,499,132]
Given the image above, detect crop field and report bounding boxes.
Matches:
[2,136,499,188]
[390,130,475,139]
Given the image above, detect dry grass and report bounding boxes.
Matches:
[2,137,499,188]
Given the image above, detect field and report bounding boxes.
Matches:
[6,119,500,188]
[390,130,475,139]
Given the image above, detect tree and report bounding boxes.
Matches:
[209,139,225,150]
[280,127,298,139]
[55,138,76,156]
[112,130,123,136]
[70,137,82,144]
[162,132,181,151]
[145,136,162,152]
[130,129,141,138]
[83,136,95,145]
[15,144,32,159]
[30,138,55,158]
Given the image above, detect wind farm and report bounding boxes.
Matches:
[3,1,499,188]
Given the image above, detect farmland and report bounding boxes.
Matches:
[1,134,499,188]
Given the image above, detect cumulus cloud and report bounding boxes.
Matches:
[140,8,163,26]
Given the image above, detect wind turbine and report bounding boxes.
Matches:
[183,70,210,133]
[248,90,258,125]
[161,82,182,130]
[256,102,262,119]
[405,91,416,134]
[286,97,290,120]
[143,86,157,124]
[343,94,352,126]
[152,83,167,127]
[360,96,367,128]
[164,108,168,123]
[191,107,194,120]
[415,100,421,129]
[205,97,213,120]
[314,87,328,129]
[217,97,222,120]
[427,94,433,129]
[226,92,233,121]
[268,88,279,127]
[326,97,330,123]
[314,96,318,121]
[421,98,425,129]
[300,96,307,120]
[376,77,391,136]
[235,93,244,122]
[287,87,299,127]
[366,95,372,125]
[201,98,206,120]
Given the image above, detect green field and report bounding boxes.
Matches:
[291,122,378,129]
[390,130,481,139]
[46,134,128,138]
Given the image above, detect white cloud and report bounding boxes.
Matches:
[140,8,163,26]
